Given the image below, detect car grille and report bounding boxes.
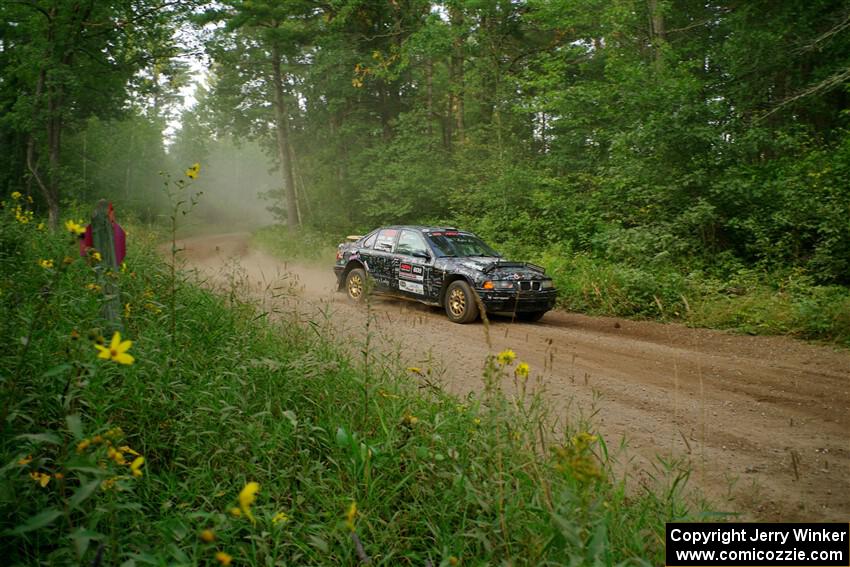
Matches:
[519,281,541,291]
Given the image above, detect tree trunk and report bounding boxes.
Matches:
[379,82,393,141]
[647,0,666,69]
[449,4,465,143]
[270,45,299,233]
[26,67,60,230]
[426,58,434,137]
[46,84,62,230]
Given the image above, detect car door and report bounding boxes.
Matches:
[362,228,398,290]
[393,229,434,300]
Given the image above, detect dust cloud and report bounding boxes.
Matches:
[171,137,278,235]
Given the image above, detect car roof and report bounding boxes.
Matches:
[377,225,464,233]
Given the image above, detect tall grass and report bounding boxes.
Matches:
[252,225,339,264]
[1,195,693,565]
[536,250,850,345]
[259,225,850,346]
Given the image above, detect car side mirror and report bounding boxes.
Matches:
[412,250,431,261]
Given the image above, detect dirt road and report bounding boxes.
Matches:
[177,232,850,522]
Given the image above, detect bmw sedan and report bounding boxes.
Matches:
[334,226,557,323]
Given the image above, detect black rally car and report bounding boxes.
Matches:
[334,226,557,323]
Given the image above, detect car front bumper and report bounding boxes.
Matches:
[476,288,557,313]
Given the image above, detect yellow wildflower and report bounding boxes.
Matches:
[272,511,290,524]
[472,418,481,426]
[38,259,54,269]
[11,191,21,200]
[200,529,216,543]
[107,446,126,465]
[185,163,201,179]
[54,472,64,480]
[401,414,419,427]
[406,367,423,375]
[86,283,102,293]
[17,455,33,466]
[105,427,124,440]
[572,431,598,448]
[101,477,118,490]
[496,349,516,366]
[552,432,603,484]
[130,456,144,477]
[144,302,162,314]
[121,262,127,273]
[229,507,242,517]
[14,206,33,224]
[449,557,460,566]
[30,471,51,487]
[37,222,45,231]
[238,481,260,522]
[124,303,131,318]
[515,362,530,380]
[95,331,134,365]
[91,251,102,262]
[215,551,232,566]
[76,439,91,453]
[119,445,140,456]
[345,501,357,531]
[64,220,86,236]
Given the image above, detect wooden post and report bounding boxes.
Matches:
[91,200,123,331]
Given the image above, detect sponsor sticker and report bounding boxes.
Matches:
[399,263,424,282]
[399,280,424,295]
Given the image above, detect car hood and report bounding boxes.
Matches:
[439,256,548,280]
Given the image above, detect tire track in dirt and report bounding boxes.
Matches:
[176,232,850,522]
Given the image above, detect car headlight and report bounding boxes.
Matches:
[540,279,555,289]
[482,280,515,290]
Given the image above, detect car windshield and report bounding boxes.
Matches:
[427,232,500,258]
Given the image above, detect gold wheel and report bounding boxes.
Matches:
[345,268,366,301]
[444,280,479,323]
[347,272,363,300]
[448,287,466,317]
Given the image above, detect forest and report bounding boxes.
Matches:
[2,2,850,563]
[2,0,849,339]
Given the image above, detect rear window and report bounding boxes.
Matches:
[361,231,378,249]
[374,229,398,252]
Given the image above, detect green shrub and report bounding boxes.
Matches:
[0,201,696,565]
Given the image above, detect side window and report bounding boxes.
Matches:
[374,229,397,252]
[362,231,377,249]
[396,230,428,256]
